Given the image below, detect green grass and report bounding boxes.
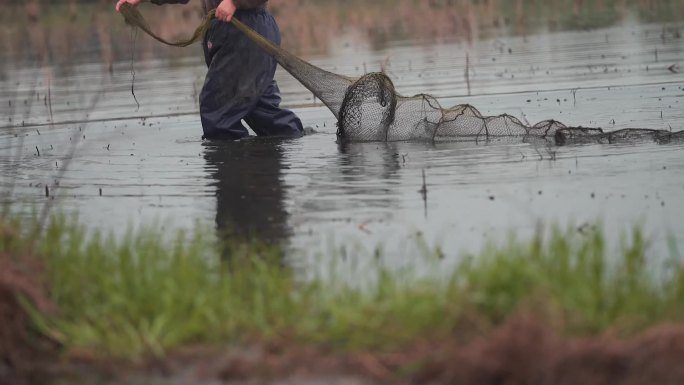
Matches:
[3,214,684,360]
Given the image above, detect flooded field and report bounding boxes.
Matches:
[1,3,684,272]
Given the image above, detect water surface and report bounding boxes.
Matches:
[1,11,683,269]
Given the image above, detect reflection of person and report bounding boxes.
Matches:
[115,0,303,140]
[203,140,289,243]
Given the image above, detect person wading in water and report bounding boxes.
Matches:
[115,0,304,140]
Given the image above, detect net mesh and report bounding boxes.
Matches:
[120,4,683,145]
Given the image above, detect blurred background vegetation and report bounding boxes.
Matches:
[1,0,683,74]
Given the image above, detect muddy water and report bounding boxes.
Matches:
[1,16,684,270]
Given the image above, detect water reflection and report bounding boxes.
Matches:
[300,141,404,218]
[203,139,290,244]
[337,141,403,183]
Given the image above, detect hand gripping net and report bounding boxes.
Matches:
[120,4,683,145]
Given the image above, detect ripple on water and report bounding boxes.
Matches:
[0,20,683,271]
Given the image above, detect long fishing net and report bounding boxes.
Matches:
[120,4,684,145]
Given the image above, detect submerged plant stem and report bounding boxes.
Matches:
[130,27,140,111]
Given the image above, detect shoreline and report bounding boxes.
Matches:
[12,316,684,385]
[2,215,684,384]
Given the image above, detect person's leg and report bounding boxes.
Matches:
[245,80,304,137]
[199,9,280,140]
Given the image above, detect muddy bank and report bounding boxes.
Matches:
[0,248,58,385]
[185,316,684,385]
[31,315,683,385]
[2,222,684,385]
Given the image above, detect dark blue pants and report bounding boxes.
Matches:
[200,9,303,140]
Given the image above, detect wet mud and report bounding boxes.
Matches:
[32,314,684,385]
[0,248,58,384]
[216,315,684,385]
